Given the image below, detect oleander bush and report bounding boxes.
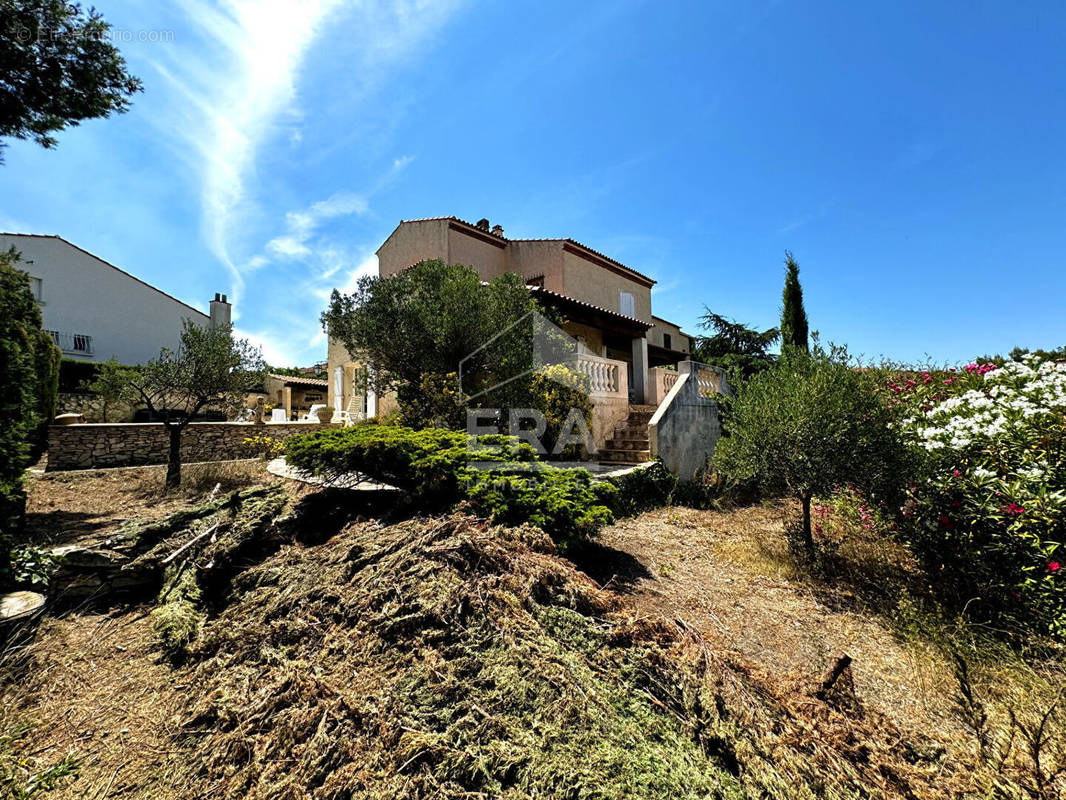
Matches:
[884,354,1066,635]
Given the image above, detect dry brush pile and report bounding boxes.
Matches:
[5,489,1050,798]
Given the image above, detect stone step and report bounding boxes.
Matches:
[606,437,650,451]
[598,448,651,464]
[625,411,655,423]
[611,427,649,440]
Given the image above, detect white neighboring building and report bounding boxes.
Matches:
[0,233,230,365]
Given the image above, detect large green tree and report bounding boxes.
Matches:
[0,0,142,162]
[322,260,544,424]
[713,346,905,552]
[0,247,60,555]
[691,310,779,379]
[780,251,809,357]
[125,321,265,490]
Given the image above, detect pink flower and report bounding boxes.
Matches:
[952,469,961,477]
[1050,562,1061,573]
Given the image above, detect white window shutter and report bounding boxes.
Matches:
[619,291,635,317]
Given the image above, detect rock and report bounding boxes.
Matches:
[0,591,46,623]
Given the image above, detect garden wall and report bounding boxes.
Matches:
[46,421,341,471]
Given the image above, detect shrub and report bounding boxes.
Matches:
[891,354,1066,636]
[530,364,593,459]
[398,371,464,430]
[0,249,60,574]
[713,345,908,550]
[285,424,616,545]
[58,358,100,393]
[461,467,616,548]
[286,424,537,501]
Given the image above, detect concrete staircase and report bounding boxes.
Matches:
[598,405,656,464]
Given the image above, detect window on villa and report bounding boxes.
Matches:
[619,291,635,317]
[663,333,672,350]
[29,277,42,302]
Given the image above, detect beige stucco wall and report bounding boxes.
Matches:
[506,240,565,292]
[563,321,606,356]
[649,317,690,354]
[560,248,652,323]
[446,226,508,278]
[377,219,449,277]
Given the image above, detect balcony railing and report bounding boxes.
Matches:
[574,353,628,398]
[46,330,94,356]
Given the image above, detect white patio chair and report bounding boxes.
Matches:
[300,403,328,422]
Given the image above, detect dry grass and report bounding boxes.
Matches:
[23,461,286,548]
[594,499,1066,797]
[595,501,966,741]
[1,504,971,799]
[4,478,1065,798]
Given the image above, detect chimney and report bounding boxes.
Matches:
[491,224,504,237]
[476,218,490,231]
[209,292,231,329]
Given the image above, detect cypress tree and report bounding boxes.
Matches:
[780,251,809,356]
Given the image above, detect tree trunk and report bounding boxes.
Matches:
[165,425,183,491]
[801,492,813,553]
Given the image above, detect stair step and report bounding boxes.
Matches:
[625,411,655,422]
[611,427,648,440]
[598,448,651,463]
[606,438,649,451]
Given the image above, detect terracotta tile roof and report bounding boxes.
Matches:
[269,373,328,388]
[397,216,656,285]
[527,285,652,330]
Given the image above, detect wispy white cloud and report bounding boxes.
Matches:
[266,191,369,260]
[142,1,461,364]
[151,0,347,307]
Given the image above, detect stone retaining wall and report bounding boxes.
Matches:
[46,422,341,471]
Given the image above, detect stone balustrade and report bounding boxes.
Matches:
[46,421,341,471]
[648,367,680,406]
[575,353,627,397]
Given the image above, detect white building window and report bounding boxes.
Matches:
[619,291,635,318]
[29,277,42,302]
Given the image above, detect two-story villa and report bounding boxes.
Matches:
[327,217,695,454]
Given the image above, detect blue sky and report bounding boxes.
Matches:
[3,0,1064,366]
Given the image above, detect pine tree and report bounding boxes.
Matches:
[780,251,809,356]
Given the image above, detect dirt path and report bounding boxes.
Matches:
[587,502,962,739]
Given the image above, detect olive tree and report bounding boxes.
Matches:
[712,346,905,551]
[80,357,136,421]
[126,321,265,490]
